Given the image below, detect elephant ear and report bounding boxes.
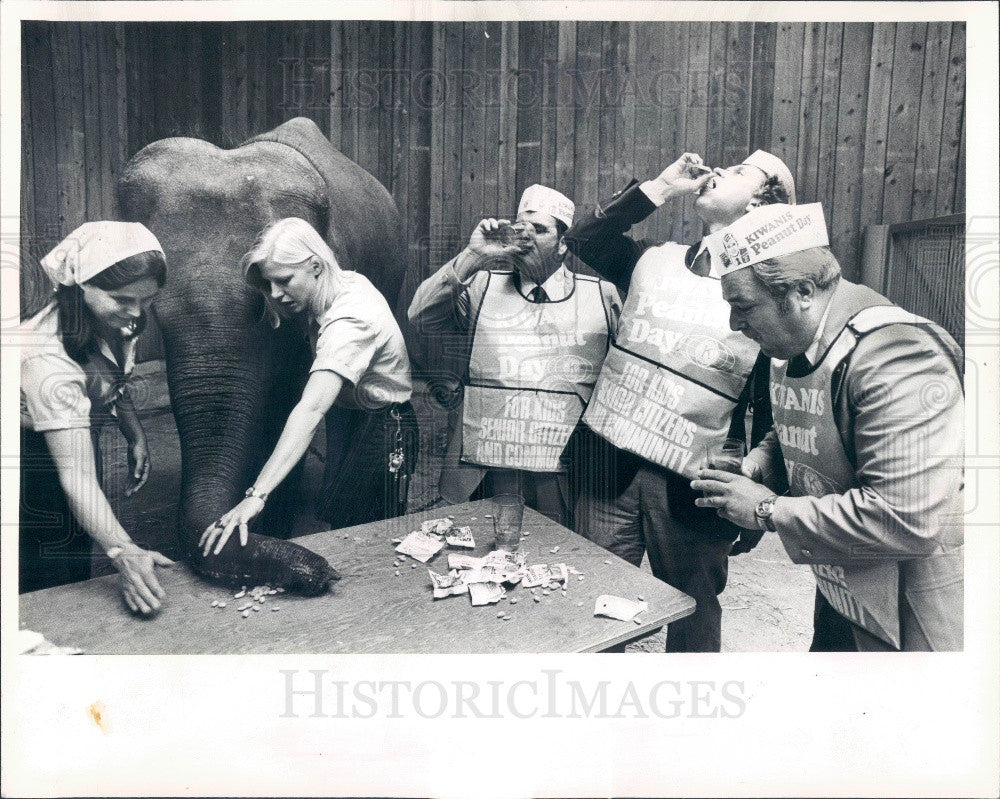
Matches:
[244,118,407,310]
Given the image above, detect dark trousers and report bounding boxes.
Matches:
[19,427,94,593]
[576,462,736,653]
[320,402,419,532]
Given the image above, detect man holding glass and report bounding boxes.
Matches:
[564,150,795,652]
[408,185,621,527]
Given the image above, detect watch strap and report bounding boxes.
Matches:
[245,486,269,503]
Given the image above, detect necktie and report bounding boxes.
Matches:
[529,286,548,303]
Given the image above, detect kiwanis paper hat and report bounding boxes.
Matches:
[40,221,164,287]
[704,203,829,276]
[743,150,797,204]
[517,184,575,228]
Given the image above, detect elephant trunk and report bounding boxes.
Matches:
[167,343,271,544]
[160,313,337,594]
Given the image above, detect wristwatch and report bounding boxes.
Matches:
[754,496,778,532]
[245,486,269,504]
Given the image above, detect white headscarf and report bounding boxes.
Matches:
[40,221,164,287]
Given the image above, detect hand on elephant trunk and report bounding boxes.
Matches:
[200,496,266,556]
[191,531,340,597]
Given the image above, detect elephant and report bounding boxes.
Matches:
[118,117,407,593]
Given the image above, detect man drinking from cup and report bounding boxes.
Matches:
[564,150,794,652]
[408,185,621,526]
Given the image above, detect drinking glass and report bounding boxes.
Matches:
[705,438,746,475]
[492,494,525,551]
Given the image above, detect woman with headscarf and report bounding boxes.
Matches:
[19,221,174,614]
[199,217,416,555]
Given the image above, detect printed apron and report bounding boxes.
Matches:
[462,272,612,473]
[583,242,759,479]
[772,297,954,648]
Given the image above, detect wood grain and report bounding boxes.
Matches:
[20,501,694,654]
[515,21,544,202]
[935,23,965,216]
[830,23,874,280]
[859,22,896,231]
[910,21,951,220]
[881,22,927,225]
[20,21,967,334]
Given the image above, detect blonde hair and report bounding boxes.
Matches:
[242,217,341,327]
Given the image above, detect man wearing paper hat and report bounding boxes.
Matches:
[693,203,964,651]
[408,185,621,525]
[563,149,794,652]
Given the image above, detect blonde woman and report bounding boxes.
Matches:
[200,217,416,554]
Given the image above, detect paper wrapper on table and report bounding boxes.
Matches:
[522,563,569,588]
[463,551,527,585]
[428,569,469,599]
[594,595,649,622]
[396,530,446,563]
[469,582,506,606]
[446,526,475,549]
[420,517,454,535]
[448,553,484,571]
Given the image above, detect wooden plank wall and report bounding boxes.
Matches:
[21,20,967,325]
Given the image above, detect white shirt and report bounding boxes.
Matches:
[310,271,412,410]
[20,302,135,431]
[512,263,576,302]
[804,299,835,367]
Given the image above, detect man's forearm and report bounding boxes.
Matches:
[407,255,474,334]
[563,180,665,294]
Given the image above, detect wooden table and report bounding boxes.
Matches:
[19,500,695,654]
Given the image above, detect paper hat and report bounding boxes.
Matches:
[743,150,797,205]
[517,184,575,228]
[704,203,829,276]
[40,221,164,287]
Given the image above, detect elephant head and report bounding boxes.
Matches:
[118,117,406,589]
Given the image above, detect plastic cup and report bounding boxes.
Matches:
[492,494,525,551]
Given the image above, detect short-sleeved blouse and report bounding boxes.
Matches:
[309,272,412,410]
[20,302,135,431]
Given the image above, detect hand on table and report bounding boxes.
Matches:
[199,496,266,556]
[114,543,174,615]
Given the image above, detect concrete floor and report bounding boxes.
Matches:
[125,360,815,652]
